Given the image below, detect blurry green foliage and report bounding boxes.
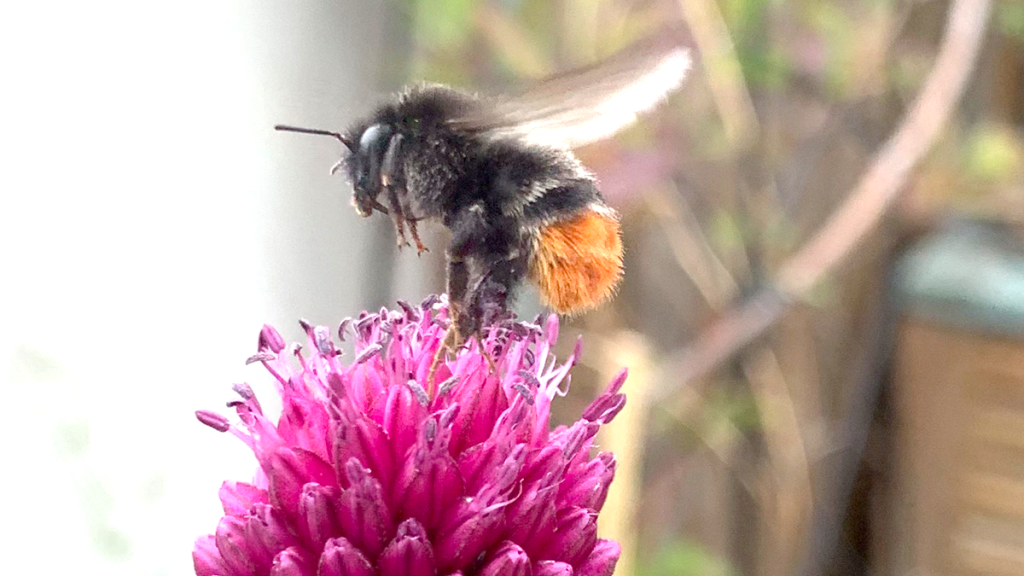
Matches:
[802,275,842,308]
[808,2,855,97]
[709,210,748,256]
[11,345,66,383]
[638,540,739,576]
[75,474,132,560]
[401,1,1022,572]
[55,419,91,455]
[890,51,932,94]
[140,472,168,503]
[964,124,1023,183]
[996,0,1024,43]
[708,386,761,432]
[518,0,560,55]
[92,523,133,560]
[721,0,774,40]
[745,46,794,90]
[724,0,793,89]
[411,0,475,51]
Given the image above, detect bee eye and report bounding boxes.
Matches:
[354,123,393,195]
[359,124,389,153]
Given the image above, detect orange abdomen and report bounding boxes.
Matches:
[528,207,623,314]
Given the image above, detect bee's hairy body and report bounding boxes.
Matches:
[342,84,621,338]
[280,39,690,342]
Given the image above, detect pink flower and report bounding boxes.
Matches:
[194,296,626,576]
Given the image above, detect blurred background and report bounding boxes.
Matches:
[2,0,1022,575]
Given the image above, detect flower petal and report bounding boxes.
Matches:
[535,561,574,576]
[434,503,506,573]
[277,395,332,462]
[478,541,532,576]
[269,546,315,576]
[377,518,436,576]
[449,369,508,454]
[373,382,428,464]
[337,459,395,559]
[244,505,300,574]
[299,483,341,551]
[317,537,375,576]
[394,408,464,531]
[193,535,230,576]
[506,474,558,557]
[197,410,231,432]
[333,405,397,495]
[559,452,615,512]
[267,447,336,520]
[435,452,521,571]
[581,369,627,425]
[215,516,257,576]
[456,441,509,496]
[259,324,286,354]
[435,446,522,570]
[539,507,597,567]
[575,540,620,576]
[219,481,268,517]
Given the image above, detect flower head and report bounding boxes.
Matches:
[194,296,626,576]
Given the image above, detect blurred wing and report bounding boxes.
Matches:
[450,40,691,149]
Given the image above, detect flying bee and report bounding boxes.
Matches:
[276,39,690,346]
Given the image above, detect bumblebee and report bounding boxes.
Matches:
[277,40,690,344]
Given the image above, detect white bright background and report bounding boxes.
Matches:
[0,2,430,574]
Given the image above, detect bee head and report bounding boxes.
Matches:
[273,123,392,218]
[345,123,395,218]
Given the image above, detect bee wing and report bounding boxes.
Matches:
[450,40,691,149]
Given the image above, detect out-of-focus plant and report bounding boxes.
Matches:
[399,0,1010,575]
[638,539,738,576]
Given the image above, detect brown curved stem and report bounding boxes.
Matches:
[652,0,993,403]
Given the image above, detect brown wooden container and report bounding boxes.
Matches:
[879,223,1024,575]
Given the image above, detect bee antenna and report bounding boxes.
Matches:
[274,124,357,153]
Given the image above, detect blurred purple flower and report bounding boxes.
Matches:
[194,296,627,576]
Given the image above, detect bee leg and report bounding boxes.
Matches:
[465,251,527,335]
[454,296,497,375]
[446,210,487,339]
[427,325,456,390]
[393,189,427,256]
[398,186,428,255]
[445,257,470,337]
[380,133,404,188]
[447,288,498,376]
[378,133,411,249]
[428,257,468,387]
[459,254,525,376]
[407,217,428,256]
[439,203,507,373]
[384,185,410,249]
